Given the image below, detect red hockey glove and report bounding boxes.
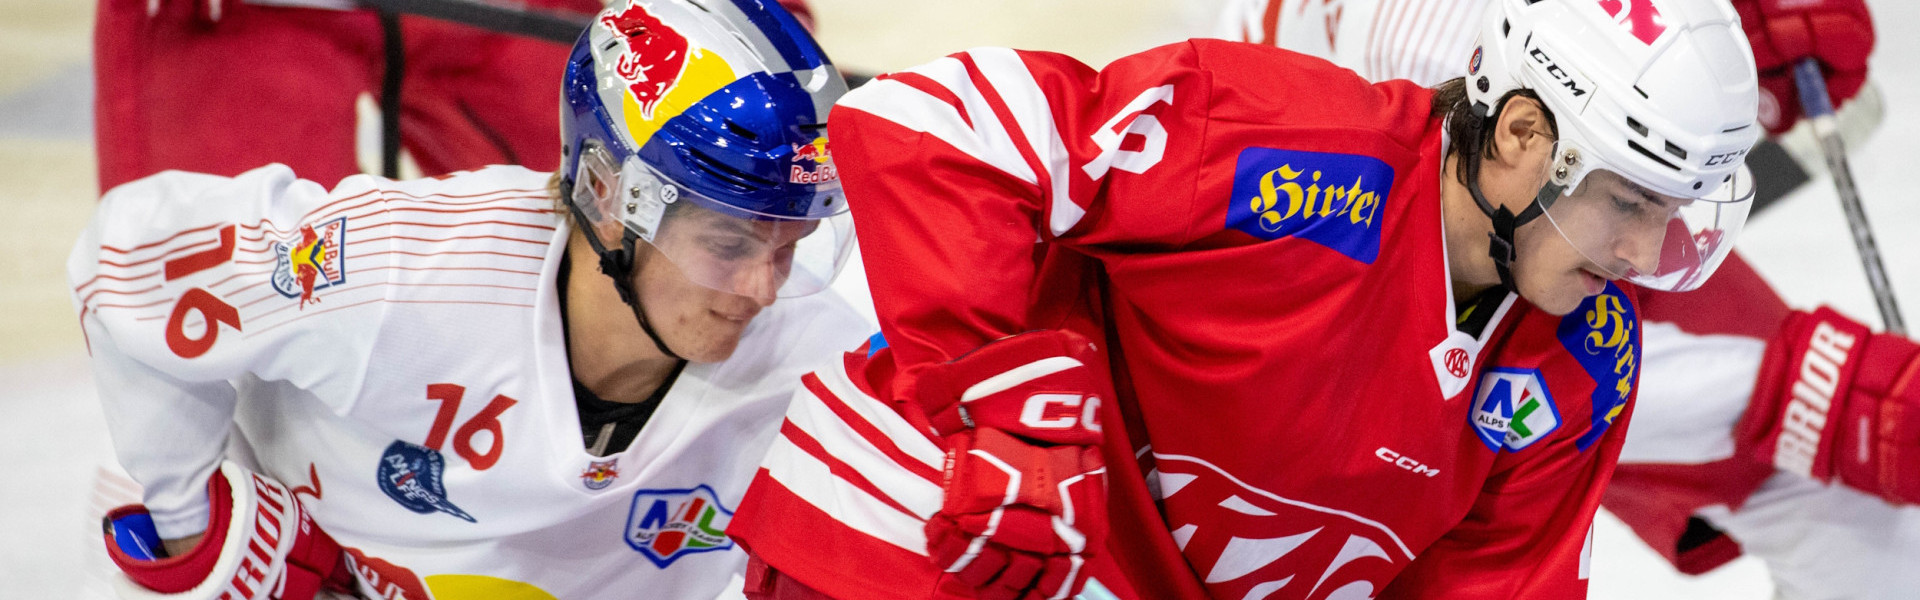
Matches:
[1730,0,1875,134]
[1738,307,1920,505]
[103,462,357,600]
[914,330,1109,600]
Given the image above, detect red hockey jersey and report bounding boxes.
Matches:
[731,40,1644,599]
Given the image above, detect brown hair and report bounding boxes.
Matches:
[1431,77,1556,187]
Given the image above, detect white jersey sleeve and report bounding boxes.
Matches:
[1215,0,1487,87]
[71,165,396,539]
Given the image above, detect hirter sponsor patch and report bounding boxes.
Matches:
[626,484,734,567]
[1555,282,1640,450]
[1227,147,1392,264]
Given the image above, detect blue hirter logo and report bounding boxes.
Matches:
[376,440,475,523]
[1227,147,1394,264]
[1556,282,1641,451]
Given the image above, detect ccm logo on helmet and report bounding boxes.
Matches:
[1526,40,1590,98]
[1020,393,1103,432]
[1775,322,1858,477]
[1705,149,1749,167]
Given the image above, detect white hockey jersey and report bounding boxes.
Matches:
[69,164,871,600]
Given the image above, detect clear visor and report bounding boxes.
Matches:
[1536,143,1755,293]
[572,143,855,299]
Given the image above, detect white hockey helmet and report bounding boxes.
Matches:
[1466,0,1763,292]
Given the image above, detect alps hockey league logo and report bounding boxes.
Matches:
[1228,147,1392,264]
[270,216,347,308]
[1470,367,1563,452]
[626,484,734,567]
[376,440,476,523]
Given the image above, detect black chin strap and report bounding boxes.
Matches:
[563,183,683,360]
[1465,157,1547,294]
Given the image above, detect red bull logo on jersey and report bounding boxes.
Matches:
[1228,147,1392,264]
[789,137,839,184]
[1152,454,1411,599]
[1598,0,1668,46]
[270,216,347,308]
[601,2,691,121]
[581,459,621,491]
[1470,367,1563,452]
[1555,282,1641,450]
[626,484,734,567]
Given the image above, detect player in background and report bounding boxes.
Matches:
[1220,1,1920,598]
[93,0,814,192]
[728,0,1770,598]
[70,1,867,598]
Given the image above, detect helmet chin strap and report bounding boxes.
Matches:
[1464,154,1553,294]
[564,194,685,361]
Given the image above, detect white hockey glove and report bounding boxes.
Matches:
[102,462,357,600]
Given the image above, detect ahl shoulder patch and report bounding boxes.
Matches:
[1470,367,1561,452]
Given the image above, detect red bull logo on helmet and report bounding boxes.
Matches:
[270,216,347,309]
[598,1,740,150]
[789,137,838,184]
[601,2,691,121]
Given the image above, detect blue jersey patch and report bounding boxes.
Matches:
[1555,282,1641,451]
[1227,147,1393,264]
[1469,367,1562,452]
[865,331,888,357]
[376,440,475,523]
[626,484,735,568]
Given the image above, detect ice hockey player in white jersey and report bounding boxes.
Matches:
[1218,1,1920,599]
[67,1,867,598]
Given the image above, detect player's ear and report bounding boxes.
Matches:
[1490,95,1552,168]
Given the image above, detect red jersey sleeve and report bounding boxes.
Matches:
[828,42,1214,373]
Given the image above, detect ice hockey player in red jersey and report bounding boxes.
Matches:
[1223,2,1920,598]
[726,0,1771,598]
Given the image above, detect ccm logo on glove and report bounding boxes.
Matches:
[1019,393,1102,432]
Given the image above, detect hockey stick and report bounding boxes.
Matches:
[355,0,591,44]
[1794,59,1906,335]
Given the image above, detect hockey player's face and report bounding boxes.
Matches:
[628,206,800,362]
[629,244,774,362]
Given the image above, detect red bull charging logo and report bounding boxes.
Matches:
[601,2,692,121]
[789,137,838,184]
[271,216,347,308]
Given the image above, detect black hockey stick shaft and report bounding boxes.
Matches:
[1795,59,1906,335]
[356,0,591,44]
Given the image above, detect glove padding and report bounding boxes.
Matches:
[103,462,357,600]
[1731,0,1875,134]
[1739,307,1920,504]
[914,330,1109,600]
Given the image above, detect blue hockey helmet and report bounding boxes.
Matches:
[560,0,852,299]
